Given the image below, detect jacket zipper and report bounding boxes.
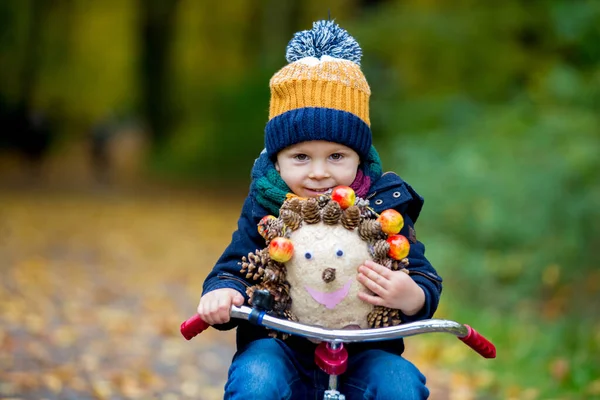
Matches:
[408,270,443,284]
[218,272,251,288]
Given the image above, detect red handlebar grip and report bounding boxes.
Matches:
[459,325,496,358]
[180,314,210,340]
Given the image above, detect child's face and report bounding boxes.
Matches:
[275,141,360,198]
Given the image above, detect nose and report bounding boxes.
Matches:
[322,268,336,283]
[308,161,330,179]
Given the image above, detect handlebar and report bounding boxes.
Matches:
[180,305,496,359]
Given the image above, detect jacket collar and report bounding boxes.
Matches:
[368,172,424,223]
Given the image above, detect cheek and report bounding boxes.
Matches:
[348,169,359,183]
[333,159,360,184]
[336,168,358,186]
[279,169,303,189]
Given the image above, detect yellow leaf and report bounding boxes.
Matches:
[448,372,475,400]
[42,373,63,393]
[91,378,112,400]
[587,379,600,395]
[53,325,78,347]
[542,264,560,287]
[181,380,201,397]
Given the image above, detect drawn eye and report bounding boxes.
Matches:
[305,252,313,260]
[336,249,344,257]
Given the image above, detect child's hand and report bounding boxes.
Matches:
[357,260,425,316]
[197,288,245,325]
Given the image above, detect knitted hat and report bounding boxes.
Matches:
[265,20,372,160]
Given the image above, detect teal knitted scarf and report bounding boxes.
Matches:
[250,146,383,215]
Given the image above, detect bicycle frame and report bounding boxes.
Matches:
[181,304,496,399]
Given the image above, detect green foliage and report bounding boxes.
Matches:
[149,73,268,183]
[382,95,600,396]
[355,5,600,395]
[2,0,599,396]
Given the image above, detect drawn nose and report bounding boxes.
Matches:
[322,268,336,283]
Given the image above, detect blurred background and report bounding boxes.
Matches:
[1,0,599,399]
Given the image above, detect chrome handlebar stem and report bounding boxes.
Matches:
[232,305,469,344]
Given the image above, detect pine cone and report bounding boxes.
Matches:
[246,286,257,303]
[358,220,385,242]
[368,306,402,328]
[263,219,285,242]
[390,260,411,271]
[283,308,298,322]
[241,249,271,280]
[280,209,303,231]
[247,248,269,266]
[317,194,330,208]
[239,257,253,274]
[263,263,283,282]
[361,207,378,221]
[355,197,370,208]
[252,268,265,281]
[373,239,390,260]
[268,307,297,340]
[302,198,321,224]
[377,258,392,269]
[384,308,401,327]
[271,261,287,277]
[322,268,336,283]
[367,307,383,328]
[281,197,302,214]
[261,280,291,312]
[341,205,361,230]
[322,201,342,225]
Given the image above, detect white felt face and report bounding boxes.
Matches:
[286,222,374,329]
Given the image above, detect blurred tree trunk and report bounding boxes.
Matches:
[139,0,180,150]
[17,0,55,107]
[0,0,55,166]
[21,1,42,106]
[256,0,302,68]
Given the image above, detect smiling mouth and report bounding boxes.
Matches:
[304,279,352,309]
[305,187,332,194]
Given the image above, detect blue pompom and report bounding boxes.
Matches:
[285,20,362,65]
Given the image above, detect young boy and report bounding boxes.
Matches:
[197,20,442,399]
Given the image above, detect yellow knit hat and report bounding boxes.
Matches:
[264,21,372,159]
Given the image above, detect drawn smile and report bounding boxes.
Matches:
[304,279,352,309]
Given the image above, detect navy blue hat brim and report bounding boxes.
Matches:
[265,107,372,160]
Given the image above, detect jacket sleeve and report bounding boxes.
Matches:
[397,214,443,322]
[201,194,267,330]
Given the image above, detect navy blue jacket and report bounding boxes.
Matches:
[202,172,443,355]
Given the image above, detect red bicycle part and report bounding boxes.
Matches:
[459,325,496,358]
[180,314,210,340]
[315,342,349,376]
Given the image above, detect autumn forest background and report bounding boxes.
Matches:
[1,0,599,399]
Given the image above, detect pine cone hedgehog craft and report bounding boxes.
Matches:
[240,186,412,333]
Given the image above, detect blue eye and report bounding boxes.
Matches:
[305,252,313,260]
[336,249,344,257]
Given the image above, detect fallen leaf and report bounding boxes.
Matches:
[42,372,63,393]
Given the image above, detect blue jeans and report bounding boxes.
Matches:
[224,338,429,399]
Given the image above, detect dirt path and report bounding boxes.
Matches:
[0,188,467,399]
